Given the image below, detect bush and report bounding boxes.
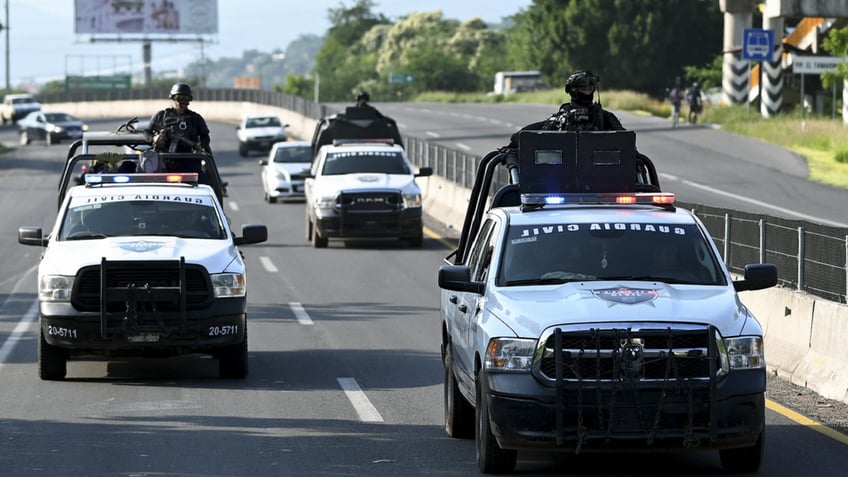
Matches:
[836,149,848,164]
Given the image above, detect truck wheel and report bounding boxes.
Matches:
[238,144,248,157]
[311,220,328,248]
[719,430,763,473]
[218,337,248,379]
[476,369,517,473]
[305,208,313,241]
[39,329,67,381]
[407,234,423,248]
[444,344,474,438]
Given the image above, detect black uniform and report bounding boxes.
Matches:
[508,101,624,149]
[148,108,212,154]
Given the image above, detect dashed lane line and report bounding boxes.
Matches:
[337,377,384,422]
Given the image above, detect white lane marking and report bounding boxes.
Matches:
[290,302,313,325]
[0,301,37,370]
[658,173,848,228]
[337,377,384,422]
[259,256,278,273]
[425,131,440,138]
[455,143,471,151]
[229,201,240,212]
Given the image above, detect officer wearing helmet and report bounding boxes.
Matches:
[352,89,385,118]
[506,69,624,149]
[147,82,212,154]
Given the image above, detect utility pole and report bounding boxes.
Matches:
[4,0,9,93]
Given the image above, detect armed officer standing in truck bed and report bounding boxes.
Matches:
[148,82,212,154]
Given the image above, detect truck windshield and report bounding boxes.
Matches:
[60,200,225,240]
[499,222,725,286]
[322,150,410,175]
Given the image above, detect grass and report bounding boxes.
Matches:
[413,89,848,189]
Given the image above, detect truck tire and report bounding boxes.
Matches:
[719,430,764,473]
[311,220,328,248]
[238,143,249,157]
[476,368,517,473]
[39,329,67,381]
[444,343,474,438]
[218,336,248,379]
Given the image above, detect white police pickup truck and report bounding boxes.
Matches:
[18,173,267,380]
[304,139,432,248]
[438,130,777,473]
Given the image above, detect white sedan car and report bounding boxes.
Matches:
[259,140,312,202]
[236,114,288,157]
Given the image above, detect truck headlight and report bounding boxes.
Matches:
[39,275,74,302]
[402,193,422,208]
[316,195,337,208]
[211,273,246,298]
[485,338,536,372]
[717,335,764,375]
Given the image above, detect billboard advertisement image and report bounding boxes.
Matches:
[74,0,218,35]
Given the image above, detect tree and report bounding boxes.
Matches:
[505,0,722,96]
[821,25,848,89]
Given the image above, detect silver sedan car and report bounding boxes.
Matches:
[259,140,313,202]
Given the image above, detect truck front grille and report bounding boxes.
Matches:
[537,325,714,382]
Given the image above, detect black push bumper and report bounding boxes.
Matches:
[482,369,765,452]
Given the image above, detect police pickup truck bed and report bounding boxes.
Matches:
[438,130,777,473]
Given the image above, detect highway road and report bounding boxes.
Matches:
[0,115,846,476]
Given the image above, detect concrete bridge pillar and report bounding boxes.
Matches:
[719,0,758,104]
[760,15,785,117]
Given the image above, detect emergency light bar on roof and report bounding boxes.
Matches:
[331,138,396,146]
[521,191,675,208]
[84,173,199,186]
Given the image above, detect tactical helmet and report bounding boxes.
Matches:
[565,70,599,95]
[169,82,193,100]
[355,90,370,103]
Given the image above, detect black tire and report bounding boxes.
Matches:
[311,219,328,248]
[444,343,474,439]
[719,430,764,473]
[39,329,67,381]
[218,336,248,379]
[305,207,313,241]
[476,369,517,473]
[238,143,248,157]
[407,234,423,248]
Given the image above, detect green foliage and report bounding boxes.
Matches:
[280,73,315,98]
[836,150,848,164]
[505,0,722,96]
[821,25,848,88]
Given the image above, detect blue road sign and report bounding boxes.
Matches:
[743,28,774,61]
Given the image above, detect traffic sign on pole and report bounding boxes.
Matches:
[743,28,774,61]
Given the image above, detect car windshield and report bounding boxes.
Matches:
[322,150,410,175]
[498,222,725,286]
[246,117,281,128]
[273,145,312,163]
[12,97,35,104]
[44,113,77,122]
[60,200,225,240]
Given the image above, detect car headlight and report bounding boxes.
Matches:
[716,335,765,375]
[484,338,537,372]
[40,275,74,301]
[51,126,63,133]
[211,273,246,298]
[402,193,422,208]
[276,171,289,181]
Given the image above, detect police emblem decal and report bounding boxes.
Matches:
[593,287,660,305]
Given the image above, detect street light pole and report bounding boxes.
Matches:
[5,0,9,93]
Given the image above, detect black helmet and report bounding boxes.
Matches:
[565,70,599,95]
[355,90,370,103]
[169,82,193,100]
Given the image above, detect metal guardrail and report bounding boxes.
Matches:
[41,88,848,303]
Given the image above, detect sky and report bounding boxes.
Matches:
[4,0,533,89]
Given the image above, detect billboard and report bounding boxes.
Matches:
[74,0,218,35]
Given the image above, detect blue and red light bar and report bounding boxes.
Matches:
[521,192,676,207]
[85,173,199,186]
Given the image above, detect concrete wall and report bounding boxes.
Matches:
[52,100,848,405]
